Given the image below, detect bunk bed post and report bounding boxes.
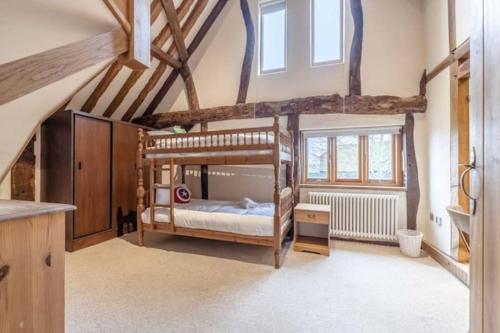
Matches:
[273,115,282,268]
[137,128,145,246]
[169,159,175,232]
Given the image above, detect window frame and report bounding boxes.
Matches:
[258,0,287,75]
[310,0,344,67]
[301,132,403,188]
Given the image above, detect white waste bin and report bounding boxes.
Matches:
[397,229,423,258]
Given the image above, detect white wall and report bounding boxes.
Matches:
[421,0,470,256]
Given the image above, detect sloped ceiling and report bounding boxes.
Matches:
[67,0,227,121]
[0,0,228,181]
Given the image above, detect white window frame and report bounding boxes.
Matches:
[310,0,345,67]
[258,0,287,75]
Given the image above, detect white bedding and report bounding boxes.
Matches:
[141,199,290,237]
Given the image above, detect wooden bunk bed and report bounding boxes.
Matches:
[136,116,294,268]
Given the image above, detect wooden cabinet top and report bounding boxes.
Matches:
[0,200,75,222]
[294,203,330,213]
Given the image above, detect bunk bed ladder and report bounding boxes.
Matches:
[149,159,176,232]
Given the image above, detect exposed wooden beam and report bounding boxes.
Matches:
[404,113,420,230]
[151,44,182,68]
[81,61,124,113]
[127,0,151,70]
[162,0,189,61]
[287,114,300,203]
[448,0,456,52]
[104,0,194,119]
[103,70,143,117]
[11,136,36,201]
[121,0,208,120]
[237,0,255,104]
[349,0,363,96]
[180,65,200,110]
[121,63,167,121]
[135,94,427,128]
[151,0,162,22]
[0,28,128,107]
[103,0,131,33]
[426,38,470,83]
[143,0,228,116]
[419,70,427,96]
[81,0,163,113]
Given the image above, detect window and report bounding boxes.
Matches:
[259,0,286,74]
[311,0,343,65]
[302,129,403,186]
[306,137,329,180]
[368,134,394,181]
[335,136,360,180]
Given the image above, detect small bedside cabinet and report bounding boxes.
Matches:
[293,203,331,256]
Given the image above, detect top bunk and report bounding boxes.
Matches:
[139,117,292,165]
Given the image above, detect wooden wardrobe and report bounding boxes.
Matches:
[41,110,141,251]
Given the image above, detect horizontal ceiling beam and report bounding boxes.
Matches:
[134,94,427,128]
[0,27,128,107]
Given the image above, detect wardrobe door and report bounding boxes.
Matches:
[74,115,111,238]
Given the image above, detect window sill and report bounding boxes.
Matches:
[299,183,406,192]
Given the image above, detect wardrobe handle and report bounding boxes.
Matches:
[78,161,82,170]
[0,264,9,283]
[45,254,52,267]
[459,147,478,215]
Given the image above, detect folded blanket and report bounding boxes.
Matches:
[239,197,258,209]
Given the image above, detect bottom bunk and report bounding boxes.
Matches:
[141,199,291,237]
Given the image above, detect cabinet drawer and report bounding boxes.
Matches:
[295,210,330,224]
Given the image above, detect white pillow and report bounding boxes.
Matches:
[156,188,170,205]
[239,197,257,209]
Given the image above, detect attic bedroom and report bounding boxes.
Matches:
[0,0,498,332]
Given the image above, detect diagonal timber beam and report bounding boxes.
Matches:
[151,45,182,68]
[143,0,228,116]
[103,0,194,119]
[162,0,189,61]
[135,94,428,128]
[121,0,208,121]
[82,0,162,113]
[0,28,128,107]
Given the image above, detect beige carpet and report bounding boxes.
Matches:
[66,233,469,333]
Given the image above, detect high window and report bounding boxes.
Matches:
[311,0,343,65]
[259,0,287,74]
[303,128,403,186]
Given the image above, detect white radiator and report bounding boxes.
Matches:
[308,192,399,242]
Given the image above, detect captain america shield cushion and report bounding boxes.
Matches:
[174,185,191,203]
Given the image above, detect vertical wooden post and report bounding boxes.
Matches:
[349,0,363,96]
[404,113,420,230]
[273,115,282,268]
[287,114,300,204]
[169,158,176,231]
[136,128,145,245]
[200,121,208,199]
[236,0,255,104]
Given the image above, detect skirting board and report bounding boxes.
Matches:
[421,240,469,286]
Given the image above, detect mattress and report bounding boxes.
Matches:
[141,199,290,237]
[145,149,273,159]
